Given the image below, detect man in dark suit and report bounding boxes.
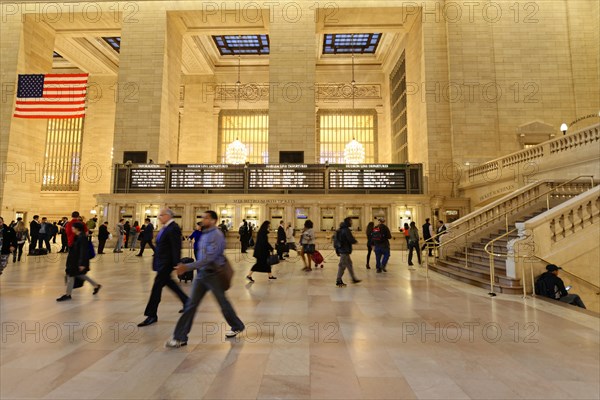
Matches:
[138,209,189,327]
[136,218,156,256]
[276,220,286,260]
[97,222,109,254]
[29,215,40,253]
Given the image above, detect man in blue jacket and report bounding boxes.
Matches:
[166,210,245,348]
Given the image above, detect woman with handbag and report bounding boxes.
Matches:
[246,221,277,282]
[299,220,316,271]
[57,222,102,301]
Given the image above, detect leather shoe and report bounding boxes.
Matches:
[137,317,158,327]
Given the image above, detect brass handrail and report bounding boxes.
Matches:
[430,175,595,251]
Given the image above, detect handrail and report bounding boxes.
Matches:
[484,229,518,297]
[429,175,595,250]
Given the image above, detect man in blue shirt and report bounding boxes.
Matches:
[166,210,245,348]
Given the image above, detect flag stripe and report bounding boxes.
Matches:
[14,73,89,119]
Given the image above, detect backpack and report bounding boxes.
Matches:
[371,226,383,243]
[333,229,343,252]
[534,275,555,298]
[238,226,247,236]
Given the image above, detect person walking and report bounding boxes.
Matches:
[97,222,109,254]
[58,217,69,253]
[299,220,316,271]
[421,218,434,257]
[285,222,296,257]
[166,211,245,348]
[13,221,30,262]
[123,220,131,249]
[129,221,141,251]
[0,216,17,275]
[334,217,361,287]
[113,219,125,253]
[38,217,52,253]
[407,221,422,269]
[137,209,189,327]
[365,221,374,269]
[372,217,392,273]
[401,222,410,249]
[246,221,277,282]
[56,221,102,301]
[29,215,40,254]
[239,220,250,253]
[188,222,203,260]
[136,218,156,256]
[276,220,286,261]
[64,211,87,249]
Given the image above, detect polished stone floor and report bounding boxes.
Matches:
[1,246,599,399]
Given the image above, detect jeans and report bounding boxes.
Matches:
[560,294,586,309]
[408,241,422,265]
[114,234,123,251]
[374,246,390,270]
[130,233,139,250]
[173,272,244,342]
[0,255,9,274]
[66,274,98,295]
[38,233,51,252]
[366,244,373,266]
[14,243,26,261]
[337,253,357,282]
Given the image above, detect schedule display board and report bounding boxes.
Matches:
[328,164,407,190]
[114,163,422,194]
[248,164,325,190]
[130,166,166,189]
[169,165,244,190]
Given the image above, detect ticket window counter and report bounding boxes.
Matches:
[346,208,362,232]
[119,205,136,225]
[295,208,309,230]
[397,207,414,232]
[219,206,234,227]
[142,205,160,228]
[372,207,388,226]
[321,208,335,231]
[243,206,260,230]
[270,207,284,231]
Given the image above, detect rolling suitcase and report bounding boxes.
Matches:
[178,241,195,283]
[311,250,324,268]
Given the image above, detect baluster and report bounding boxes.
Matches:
[549,219,556,243]
[558,215,565,239]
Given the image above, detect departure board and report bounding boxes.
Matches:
[249,164,325,189]
[170,165,244,189]
[130,167,166,189]
[329,165,407,190]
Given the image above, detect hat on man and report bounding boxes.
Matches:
[546,264,561,272]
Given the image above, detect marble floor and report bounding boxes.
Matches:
[1,246,599,400]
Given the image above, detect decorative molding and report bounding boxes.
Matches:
[214,84,270,102]
[315,83,381,100]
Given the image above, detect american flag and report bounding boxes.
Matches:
[14,73,88,119]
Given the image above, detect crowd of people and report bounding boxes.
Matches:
[0,208,587,349]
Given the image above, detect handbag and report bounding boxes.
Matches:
[268,254,280,266]
[88,240,96,259]
[216,257,234,291]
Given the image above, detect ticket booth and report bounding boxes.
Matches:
[142,204,160,227]
[243,205,260,229]
[346,207,362,231]
[397,206,414,232]
[372,207,388,225]
[295,207,309,230]
[270,207,285,229]
[321,208,336,231]
[218,205,234,226]
[119,205,136,224]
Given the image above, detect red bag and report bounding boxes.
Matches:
[311,251,324,266]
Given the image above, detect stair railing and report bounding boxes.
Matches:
[426,175,595,291]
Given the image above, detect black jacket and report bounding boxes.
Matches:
[336,222,357,254]
[538,272,569,299]
[253,230,273,260]
[277,226,286,244]
[66,232,90,276]
[140,223,154,241]
[152,222,182,272]
[30,220,40,237]
[372,223,392,248]
[98,224,109,240]
[422,222,432,240]
[1,224,17,255]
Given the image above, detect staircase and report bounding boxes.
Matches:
[427,177,595,294]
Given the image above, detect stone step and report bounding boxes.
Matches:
[428,262,523,295]
[433,259,521,287]
[446,255,507,272]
